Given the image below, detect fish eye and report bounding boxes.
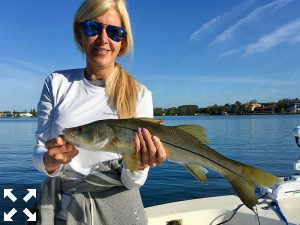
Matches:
[78,126,84,132]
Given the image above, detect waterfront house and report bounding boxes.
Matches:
[287,102,300,113]
[250,102,262,112]
[1,111,14,117]
[253,104,276,114]
[19,112,33,117]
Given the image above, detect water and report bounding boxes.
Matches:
[0,115,300,223]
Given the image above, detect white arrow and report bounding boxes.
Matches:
[4,208,17,221]
[23,189,36,202]
[23,208,36,221]
[4,189,17,202]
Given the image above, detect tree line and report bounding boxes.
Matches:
[154,98,300,116]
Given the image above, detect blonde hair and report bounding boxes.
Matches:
[106,63,139,118]
[73,0,139,118]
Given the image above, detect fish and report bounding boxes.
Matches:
[62,117,279,209]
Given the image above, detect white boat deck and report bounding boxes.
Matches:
[145,195,300,225]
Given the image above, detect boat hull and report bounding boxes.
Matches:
[145,195,300,225]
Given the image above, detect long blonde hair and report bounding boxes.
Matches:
[73,0,139,118]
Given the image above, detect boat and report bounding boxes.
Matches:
[145,127,300,225]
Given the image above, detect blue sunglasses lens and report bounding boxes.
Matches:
[82,20,101,36]
[82,20,126,42]
[106,25,126,42]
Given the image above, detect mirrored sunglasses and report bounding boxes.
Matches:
[81,20,126,42]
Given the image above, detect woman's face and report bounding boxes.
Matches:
[78,8,123,74]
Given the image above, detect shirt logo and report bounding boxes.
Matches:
[103,112,117,116]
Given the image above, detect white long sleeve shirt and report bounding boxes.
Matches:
[33,68,153,189]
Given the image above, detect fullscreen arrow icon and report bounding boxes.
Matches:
[4,189,17,202]
[4,208,17,221]
[23,189,36,202]
[23,208,36,221]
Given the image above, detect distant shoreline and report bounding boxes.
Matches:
[154,113,300,116]
[154,113,300,117]
[0,116,37,119]
[1,113,300,119]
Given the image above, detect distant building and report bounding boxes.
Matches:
[19,112,33,117]
[1,111,14,117]
[250,103,262,111]
[254,104,276,114]
[287,103,300,113]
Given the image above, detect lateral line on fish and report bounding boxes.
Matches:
[162,140,256,186]
[112,124,256,186]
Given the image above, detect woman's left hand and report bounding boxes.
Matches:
[134,128,167,170]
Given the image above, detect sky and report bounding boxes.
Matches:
[0,0,300,111]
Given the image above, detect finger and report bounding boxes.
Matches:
[134,134,150,169]
[49,152,65,164]
[134,133,142,162]
[138,164,148,171]
[52,148,77,164]
[65,147,79,161]
[65,144,76,152]
[46,136,67,149]
[142,128,157,166]
[137,128,149,167]
[152,136,167,165]
[47,144,75,156]
[70,147,79,158]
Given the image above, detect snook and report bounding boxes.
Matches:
[63,118,279,209]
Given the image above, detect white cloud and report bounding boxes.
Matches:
[190,0,255,41]
[212,0,293,44]
[217,49,241,60]
[190,16,222,41]
[243,17,300,55]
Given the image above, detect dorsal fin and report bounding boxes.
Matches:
[134,117,163,124]
[175,125,210,144]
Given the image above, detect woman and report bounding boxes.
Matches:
[32,0,166,224]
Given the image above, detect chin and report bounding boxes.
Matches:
[95,59,114,68]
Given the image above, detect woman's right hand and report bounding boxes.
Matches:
[43,136,79,174]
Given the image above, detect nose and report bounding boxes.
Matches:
[97,26,109,44]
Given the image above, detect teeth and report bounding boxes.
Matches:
[95,48,108,55]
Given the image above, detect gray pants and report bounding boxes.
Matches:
[54,217,66,225]
[30,160,148,225]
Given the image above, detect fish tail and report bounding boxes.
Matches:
[224,159,279,209]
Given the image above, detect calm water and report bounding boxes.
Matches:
[0,115,300,223]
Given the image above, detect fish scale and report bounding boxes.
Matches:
[111,119,228,173]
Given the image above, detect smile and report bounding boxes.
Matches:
[94,47,110,56]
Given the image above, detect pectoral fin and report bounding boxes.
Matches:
[184,164,208,184]
[122,153,139,172]
[175,125,210,144]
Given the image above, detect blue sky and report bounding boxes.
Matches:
[1,0,300,111]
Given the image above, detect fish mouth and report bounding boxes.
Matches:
[62,127,92,149]
[62,128,77,143]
